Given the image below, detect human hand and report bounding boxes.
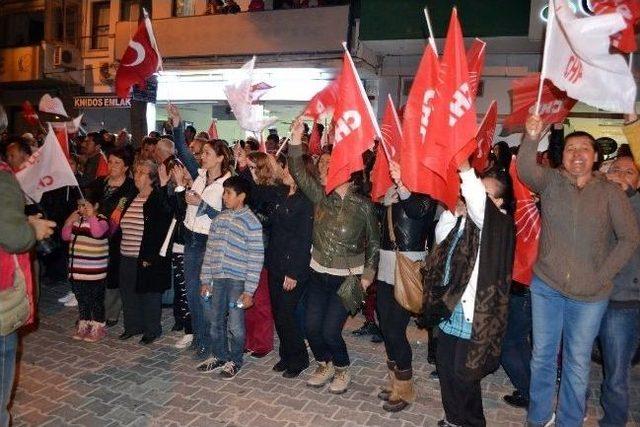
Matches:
[158,164,169,187]
[240,292,254,309]
[200,284,212,297]
[166,103,181,128]
[289,117,305,146]
[28,214,56,241]
[283,276,298,291]
[142,260,151,268]
[65,210,81,225]
[525,115,544,140]
[185,190,202,206]
[383,186,399,206]
[455,199,467,217]
[389,160,402,185]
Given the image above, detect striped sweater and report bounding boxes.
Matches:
[200,206,264,295]
[62,216,110,281]
[120,195,147,257]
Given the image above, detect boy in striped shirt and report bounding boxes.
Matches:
[199,176,264,379]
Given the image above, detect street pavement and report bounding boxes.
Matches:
[9,285,640,426]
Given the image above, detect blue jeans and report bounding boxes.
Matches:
[500,286,532,398]
[184,230,209,351]
[203,278,246,367]
[598,305,640,427]
[304,271,350,368]
[528,276,608,427]
[0,332,18,427]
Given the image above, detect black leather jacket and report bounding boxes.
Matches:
[380,194,438,252]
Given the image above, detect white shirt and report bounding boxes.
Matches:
[183,170,231,235]
[434,169,487,324]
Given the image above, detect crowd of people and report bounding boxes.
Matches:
[1,103,640,427]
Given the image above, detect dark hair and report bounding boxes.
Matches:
[617,144,632,158]
[493,141,512,172]
[223,175,251,199]
[5,136,31,156]
[82,185,102,205]
[142,136,159,147]
[481,167,514,216]
[266,133,279,143]
[148,131,161,138]
[564,130,600,170]
[86,132,105,147]
[108,148,134,169]
[244,137,260,152]
[204,139,232,175]
[185,125,197,134]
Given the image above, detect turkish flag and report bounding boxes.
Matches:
[466,38,486,100]
[208,119,219,139]
[370,96,402,202]
[22,101,39,126]
[509,159,540,285]
[502,73,576,135]
[51,122,70,158]
[424,9,478,181]
[325,48,380,194]
[115,10,162,99]
[471,101,498,173]
[593,0,640,53]
[308,121,323,156]
[302,79,340,121]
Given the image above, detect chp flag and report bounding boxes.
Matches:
[593,0,640,53]
[539,0,636,114]
[115,9,162,99]
[324,44,381,194]
[471,100,498,173]
[15,126,78,203]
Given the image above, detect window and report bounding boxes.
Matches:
[121,0,152,21]
[173,0,197,17]
[0,12,45,49]
[91,1,110,50]
[49,0,81,47]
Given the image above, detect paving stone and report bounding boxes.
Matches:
[70,412,113,427]
[80,398,115,417]
[48,403,87,422]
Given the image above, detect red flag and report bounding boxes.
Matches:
[593,0,640,53]
[370,96,402,202]
[466,38,486,100]
[22,101,39,126]
[325,48,380,194]
[115,10,162,99]
[308,122,323,156]
[207,119,219,139]
[51,122,70,158]
[502,73,576,135]
[302,79,339,121]
[509,159,540,285]
[471,100,498,173]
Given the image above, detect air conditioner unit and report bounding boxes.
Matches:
[52,46,76,68]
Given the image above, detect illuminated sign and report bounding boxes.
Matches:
[539,0,595,22]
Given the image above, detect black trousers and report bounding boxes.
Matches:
[376,280,412,371]
[119,256,163,339]
[72,279,106,322]
[436,330,486,427]
[172,253,193,334]
[268,270,309,371]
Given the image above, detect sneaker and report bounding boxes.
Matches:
[306,361,335,388]
[64,294,78,307]
[273,360,287,372]
[352,322,375,336]
[220,362,239,380]
[328,366,350,394]
[543,413,556,427]
[175,334,194,349]
[58,291,74,303]
[503,390,529,409]
[84,322,106,343]
[196,357,225,373]
[72,320,91,340]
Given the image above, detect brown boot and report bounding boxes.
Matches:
[383,368,414,412]
[377,360,395,401]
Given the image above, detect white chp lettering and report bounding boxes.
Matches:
[529,100,563,115]
[334,110,362,144]
[419,90,436,142]
[449,83,472,127]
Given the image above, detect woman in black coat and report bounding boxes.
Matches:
[118,160,173,345]
[264,155,315,378]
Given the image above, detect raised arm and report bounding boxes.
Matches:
[287,118,324,204]
[167,104,199,179]
[517,115,554,194]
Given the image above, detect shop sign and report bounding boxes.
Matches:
[73,96,131,109]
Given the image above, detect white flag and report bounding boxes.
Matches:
[541,0,636,113]
[38,94,69,117]
[15,126,78,203]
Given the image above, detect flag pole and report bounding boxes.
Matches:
[629,52,634,71]
[535,0,554,116]
[423,7,438,54]
[275,131,291,157]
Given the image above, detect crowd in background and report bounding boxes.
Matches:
[1,105,640,427]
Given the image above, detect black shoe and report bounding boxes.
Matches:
[139,335,157,345]
[282,362,309,379]
[196,357,225,373]
[250,351,270,359]
[352,322,375,336]
[437,420,461,427]
[171,323,184,332]
[503,391,529,409]
[273,360,287,372]
[383,398,409,412]
[119,331,141,340]
[370,332,383,343]
[377,389,391,401]
[429,369,439,380]
[105,320,118,328]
